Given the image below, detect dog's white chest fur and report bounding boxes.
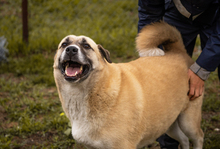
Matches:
[61,84,104,148]
[71,119,104,148]
[71,119,90,143]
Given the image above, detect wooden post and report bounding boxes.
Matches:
[22,0,28,43]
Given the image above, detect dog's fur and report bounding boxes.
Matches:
[53,22,204,149]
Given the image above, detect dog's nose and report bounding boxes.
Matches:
[66,46,78,56]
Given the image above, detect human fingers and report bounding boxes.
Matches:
[188,69,204,100]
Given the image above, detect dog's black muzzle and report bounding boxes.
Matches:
[58,46,91,82]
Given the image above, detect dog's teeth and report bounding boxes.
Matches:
[75,72,78,76]
[65,63,69,74]
[65,64,69,69]
[80,66,83,72]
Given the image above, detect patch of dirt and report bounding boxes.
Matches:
[203,111,220,133]
[0,0,9,5]
[0,73,27,84]
[11,132,56,148]
[0,105,7,128]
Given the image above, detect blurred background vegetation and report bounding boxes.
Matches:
[0,0,219,148]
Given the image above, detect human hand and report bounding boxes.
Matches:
[188,69,204,100]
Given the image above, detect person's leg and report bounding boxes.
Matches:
[163,19,198,57]
[184,37,197,57]
[156,134,180,149]
[218,67,220,80]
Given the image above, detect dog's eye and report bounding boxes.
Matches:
[83,44,91,49]
[62,42,68,47]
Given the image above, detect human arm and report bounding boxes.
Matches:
[195,18,220,74]
[188,17,220,100]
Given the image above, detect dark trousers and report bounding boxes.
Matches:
[156,134,179,149]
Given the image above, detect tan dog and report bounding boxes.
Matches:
[53,22,204,149]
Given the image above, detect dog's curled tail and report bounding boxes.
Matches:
[136,21,186,57]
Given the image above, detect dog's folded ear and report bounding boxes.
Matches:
[98,44,112,63]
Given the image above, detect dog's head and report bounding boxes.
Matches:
[53,35,112,83]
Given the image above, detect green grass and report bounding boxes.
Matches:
[0,75,74,148]
[0,0,219,148]
[0,0,138,59]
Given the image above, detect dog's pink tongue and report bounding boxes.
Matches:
[65,66,80,77]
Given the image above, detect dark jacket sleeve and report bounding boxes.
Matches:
[196,17,220,72]
[138,0,165,32]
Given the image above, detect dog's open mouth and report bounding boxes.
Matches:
[61,61,90,81]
